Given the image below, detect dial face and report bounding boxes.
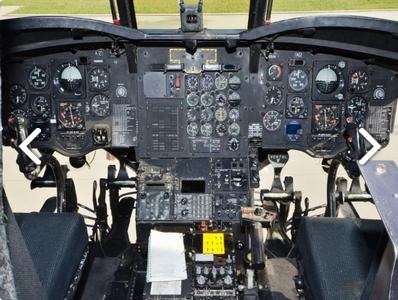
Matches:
[201,74,214,91]
[200,123,213,137]
[216,123,227,136]
[265,86,283,105]
[346,96,367,124]
[10,109,27,118]
[215,74,228,90]
[186,108,197,122]
[215,93,227,106]
[263,110,282,131]
[88,67,110,91]
[58,102,85,130]
[200,107,214,122]
[29,66,48,90]
[350,70,369,92]
[228,92,241,107]
[267,64,283,81]
[31,96,50,116]
[228,123,240,136]
[215,107,228,122]
[287,96,305,116]
[9,84,27,106]
[90,94,110,117]
[186,75,199,90]
[288,69,309,92]
[187,122,199,137]
[313,104,340,132]
[228,75,241,90]
[200,93,213,106]
[56,64,83,93]
[186,93,200,107]
[315,65,339,94]
[229,108,240,121]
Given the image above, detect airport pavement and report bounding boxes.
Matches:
[1,9,398,240]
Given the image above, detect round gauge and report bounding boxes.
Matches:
[288,69,309,92]
[215,107,228,122]
[350,70,369,92]
[313,105,340,132]
[200,123,213,137]
[228,91,241,107]
[228,123,240,136]
[31,96,50,116]
[373,87,386,100]
[346,96,367,124]
[215,93,227,106]
[216,123,228,136]
[228,138,240,151]
[201,74,214,91]
[186,93,200,107]
[267,64,283,81]
[200,107,214,122]
[315,65,339,94]
[56,64,83,93]
[10,109,27,118]
[265,86,283,106]
[9,84,27,106]
[186,108,197,122]
[186,75,199,90]
[90,95,110,117]
[58,102,85,130]
[228,75,241,90]
[187,122,199,137]
[28,66,48,90]
[88,67,110,91]
[229,108,240,121]
[287,96,305,116]
[200,93,213,106]
[263,110,282,131]
[215,74,228,90]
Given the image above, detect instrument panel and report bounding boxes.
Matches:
[2,47,397,158]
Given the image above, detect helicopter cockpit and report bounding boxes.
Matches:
[1,1,398,299]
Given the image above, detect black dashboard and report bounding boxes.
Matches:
[3,44,397,158]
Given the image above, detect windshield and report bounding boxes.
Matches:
[1,0,398,29]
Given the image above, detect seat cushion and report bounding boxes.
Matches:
[296,217,385,300]
[15,213,88,300]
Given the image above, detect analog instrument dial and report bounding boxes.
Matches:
[229,108,239,121]
[215,74,228,90]
[55,63,83,93]
[228,91,241,107]
[9,84,27,106]
[200,123,213,137]
[263,110,282,131]
[215,93,227,106]
[90,94,110,117]
[186,75,199,90]
[346,96,367,125]
[186,108,197,122]
[58,102,85,130]
[186,93,200,107]
[88,67,110,91]
[265,86,283,106]
[315,65,339,94]
[31,96,50,117]
[287,96,305,116]
[215,107,228,122]
[228,75,241,90]
[200,93,213,106]
[200,107,214,122]
[267,64,283,81]
[288,69,308,92]
[29,66,48,90]
[187,122,199,137]
[350,70,369,92]
[201,74,214,91]
[313,104,340,132]
[228,123,240,136]
[216,123,227,136]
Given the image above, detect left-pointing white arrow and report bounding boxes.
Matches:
[359,128,382,165]
[19,128,42,165]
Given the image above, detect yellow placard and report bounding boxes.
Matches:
[202,233,225,255]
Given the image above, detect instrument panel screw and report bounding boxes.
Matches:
[375,163,386,174]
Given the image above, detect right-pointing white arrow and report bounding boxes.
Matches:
[358,128,381,165]
[19,128,42,165]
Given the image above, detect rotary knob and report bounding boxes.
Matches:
[224,275,233,285]
[197,275,206,285]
